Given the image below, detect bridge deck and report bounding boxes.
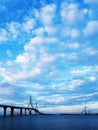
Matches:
[0,104,32,109]
[0,104,44,115]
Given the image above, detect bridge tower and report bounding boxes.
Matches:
[28,95,33,115]
[35,102,38,110]
[35,102,39,115]
[28,95,33,108]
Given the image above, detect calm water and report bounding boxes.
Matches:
[0,115,98,130]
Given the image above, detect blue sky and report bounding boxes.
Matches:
[0,0,98,114]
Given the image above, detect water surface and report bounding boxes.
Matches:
[0,115,98,130]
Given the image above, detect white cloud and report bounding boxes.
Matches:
[70,79,85,90]
[25,90,40,96]
[51,82,68,91]
[29,36,43,45]
[26,36,58,48]
[6,50,13,57]
[15,53,30,64]
[61,27,80,39]
[7,22,21,39]
[45,94,65,104]
[84,48,97,56]
[34,26,57,37]
[70,66,98,80]
[40,102,98,114]
[70,29,80,38]
[40,53,55,64]
[23,19,35,32]
[40,4,56,26]
[0,28,8,42]
[45,26,57,36]
[70,70,85,76]
[0,64,41,82]
[88,76,97,82]
[67,53,78,61]
[0,67,9,79]
[0,1,98,112]
[61,2,85,26]
[24,36,57,67]
[61,27,70,37]
[83,65,98,73]
[40,105,78,114]
[40,92,98,113]
[68,42,80,49]
[12,67,41,81]
[6,61,13,66]
[0,87,14,95]
[84,21,98,37]
[35,27,45,36]
[58,52,78,62]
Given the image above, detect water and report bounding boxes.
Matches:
[0,115,98,130]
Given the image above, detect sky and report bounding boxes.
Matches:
[0,0,98,114]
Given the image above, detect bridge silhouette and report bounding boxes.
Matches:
[0,95,44,117]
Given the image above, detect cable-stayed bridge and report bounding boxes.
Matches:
[0,96,44,117]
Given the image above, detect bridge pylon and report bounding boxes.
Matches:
[35,102,38,110]
[27,95,33,115]
[28,95,33,108]
[35,102,39,115]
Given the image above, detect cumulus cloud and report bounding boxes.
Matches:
[60,2,86,26]
[0,28,8,42]
[15,53,30,64]
[88,76,97,82]
[68,42,80,49]
[6,22,21,39]
[84,21,98,38]
[61,27,80,39]
[40,4,56,26]
[44,94,65,104]
[70,79,85,90]
[23,19,35,32]
[84,48,98,56]
[70,29,80,38]
[70,70,85,77]
[0,0,98,112]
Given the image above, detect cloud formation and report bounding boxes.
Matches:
[0,0,98,113]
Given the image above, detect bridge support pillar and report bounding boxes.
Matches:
[3,106,7,117]
[10,107,14,117]
[20,108,23,115]
[29,110,32,115]
[25,108,26,115]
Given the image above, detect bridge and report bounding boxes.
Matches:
[0,96,44,117]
